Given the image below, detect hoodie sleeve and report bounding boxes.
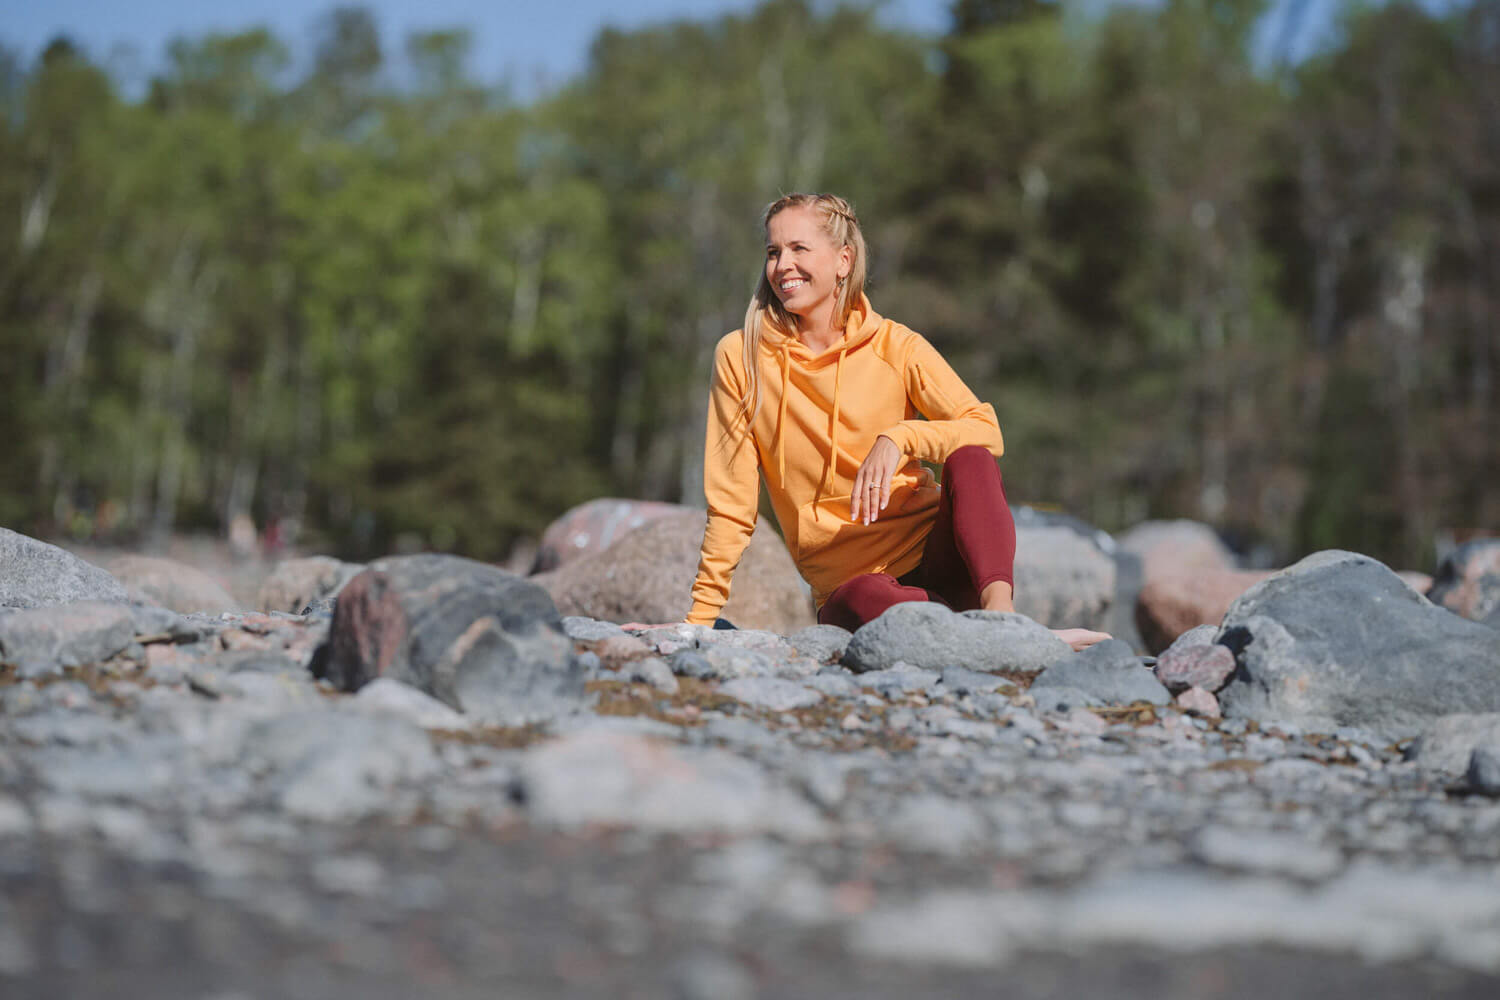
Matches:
[686,334,762,626]
[880,331,1004,463]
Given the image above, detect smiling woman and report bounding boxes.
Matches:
[626,193,1111,650]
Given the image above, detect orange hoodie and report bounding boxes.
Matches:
[685,295,1003,625]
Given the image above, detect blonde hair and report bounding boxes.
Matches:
[734,193,869,438]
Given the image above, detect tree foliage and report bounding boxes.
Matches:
[0,0,1494,569]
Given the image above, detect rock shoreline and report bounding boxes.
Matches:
[2,525,1500,996]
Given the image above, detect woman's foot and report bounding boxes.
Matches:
[1051,628,1112,651]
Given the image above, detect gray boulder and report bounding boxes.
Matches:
[1030,639,1171,706]
[1013,507,1144,650]
[842,602,1071,675]
[1216,550,1500,740]
[312,554,585,725]
[0,602,135,679]
[0,528,127,609]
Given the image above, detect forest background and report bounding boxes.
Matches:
[1,0,1495,573]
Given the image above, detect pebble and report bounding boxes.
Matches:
[719,677,822,712]
[1466,747,1500,796]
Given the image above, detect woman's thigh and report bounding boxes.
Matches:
[817,572,933,632]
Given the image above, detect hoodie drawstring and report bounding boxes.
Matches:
[775,345,791,484]
[813,344,849,521]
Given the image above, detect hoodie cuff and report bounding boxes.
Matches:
[685,601,722,626]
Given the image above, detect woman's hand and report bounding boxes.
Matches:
[850,435,903,525]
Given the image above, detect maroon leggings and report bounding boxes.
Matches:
[817,445,1016,632]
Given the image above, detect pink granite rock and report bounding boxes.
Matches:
[1136,568,1274,653]
[1155,641,1237,694]
[1176,686,1220,718]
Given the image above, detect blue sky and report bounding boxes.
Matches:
[2,0,1353,96]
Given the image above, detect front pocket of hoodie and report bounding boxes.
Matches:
[794,494,850,562]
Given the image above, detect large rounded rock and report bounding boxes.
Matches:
[1216,550,1500,741]
[1012,507,1143,649]
[107,555,240,614]
[1120,519,1237,578]
[841,602,1071,675]
[532,498,683,573]
[531,507,814,633]
[1135,568,1274,654]
[257,555,364,613]
[1427,539,1500,626]
[312,554,584,725]
[0,528,126,609]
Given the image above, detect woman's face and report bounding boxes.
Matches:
[765,205,851,321]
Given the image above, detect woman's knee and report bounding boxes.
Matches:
[944,445,1001,483]
[819,572,907,630]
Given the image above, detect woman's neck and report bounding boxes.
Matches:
[793,298,841,354]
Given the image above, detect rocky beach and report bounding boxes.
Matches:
[3,515,1500,999]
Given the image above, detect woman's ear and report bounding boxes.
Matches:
[838,245,853,280]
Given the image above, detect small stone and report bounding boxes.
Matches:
[625,656,679,695]
[667,644,776,681]
[840,712,866,730]
[787,624,852,664]
[591,633,656,669]
[940,666,1015,697]
[804,672,860,699]
[855,665,940,698]
[1030,640,1171,707]
[719,677,822,712]
[1466,747,1500,796]
[1155,643,1237,694]
[561,616,627,641]
[350,678,471,730]
[1176,687,1221,718]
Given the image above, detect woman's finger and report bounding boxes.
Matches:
[865,459,887,524]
